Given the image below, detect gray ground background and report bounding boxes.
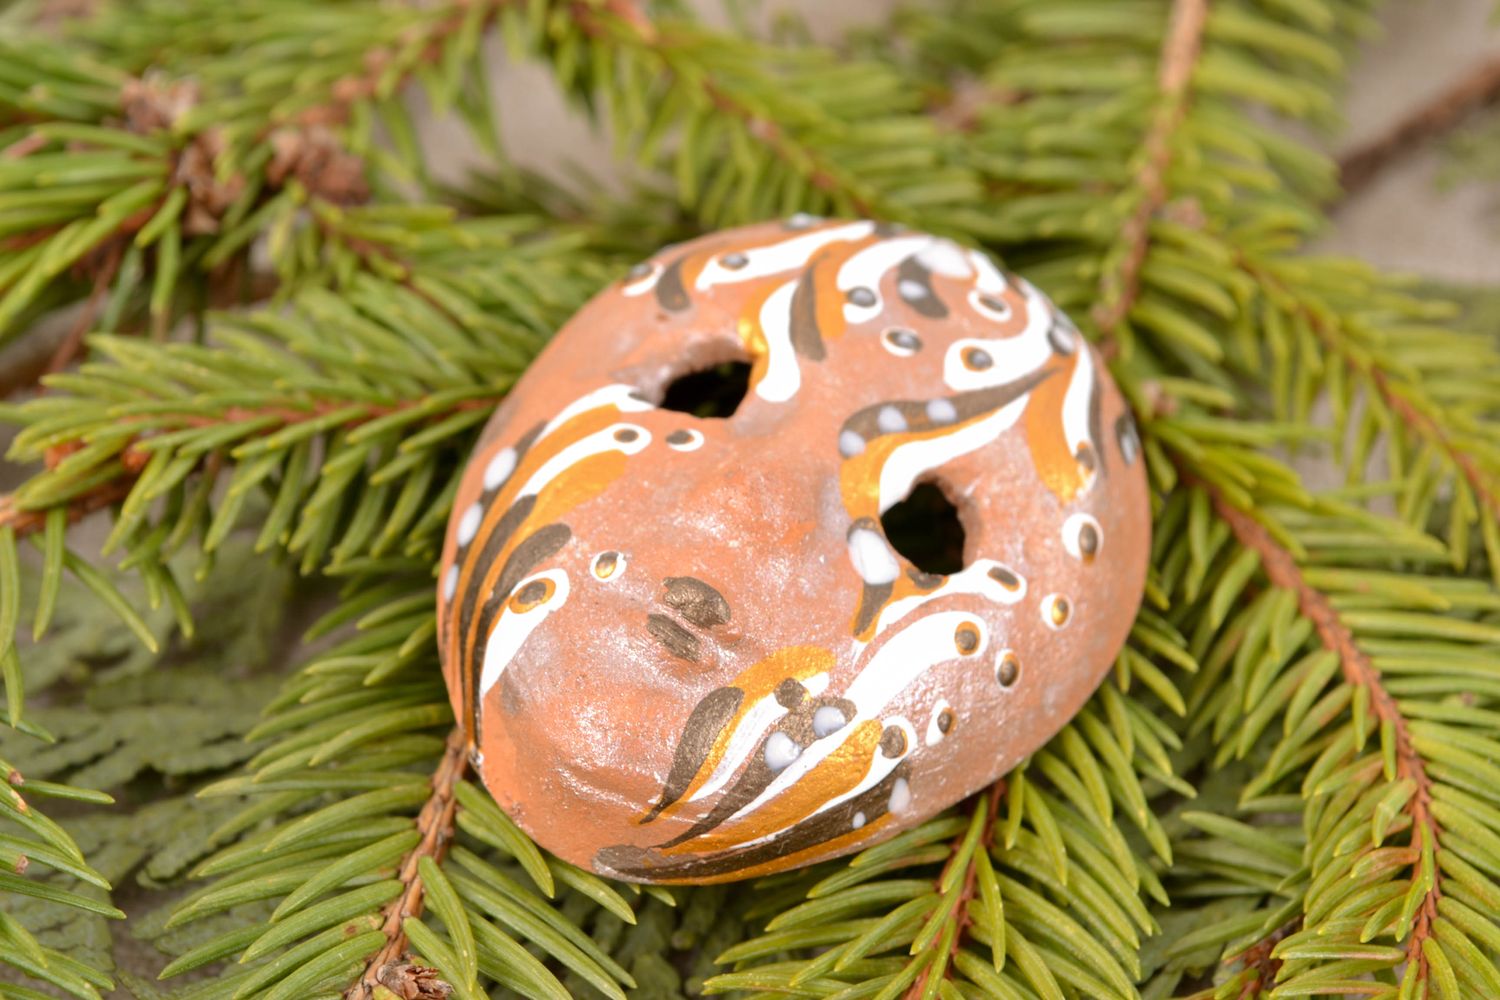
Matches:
[1322,0,1500,281]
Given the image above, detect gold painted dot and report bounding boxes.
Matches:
[1048,596,1071,627]
[593,551,620,579]
[954,622,981,655]
[996,652,1020,688]
[508,578,554,613]
[988,565,1020,590]
[1078,524,1099,562]
[937,709,955,734]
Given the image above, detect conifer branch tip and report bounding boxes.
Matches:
[346,728,469,1000]
[1205,484,1442,980]
[1092,0,1210,343]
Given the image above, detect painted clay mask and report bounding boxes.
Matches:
[437,217,1150,884]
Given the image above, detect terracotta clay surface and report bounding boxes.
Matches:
[437,218,1150,884]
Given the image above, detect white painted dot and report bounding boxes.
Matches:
[483,448,517,491]
[926,398,957,424]
[1119,420,1140,464]
[442,565,459,602]
[916,240,973,278]
[876,406,908,434]
[848,528,899,585]
[852,811,867,830]
[898,278,928,300]
[813,706,846,738]
[456,504,483,546]
[764,732,801,772]
[889,778,911,813]
[839,429,866,457]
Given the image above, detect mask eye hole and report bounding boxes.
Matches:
[657,360,751,419]
[880,481,967,576]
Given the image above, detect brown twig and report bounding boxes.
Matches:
[0,476,138,539]
[44,242,124,376]
[299,0,511,131]
[1203,484,1440,980]
[1092,0,1210,343]
[1338,54,1500,199]
[928,75,1023,134]
[1,133,48,160]
[1224,917,1299,999]
[346,728,469,1000]
[904,781,1005,999]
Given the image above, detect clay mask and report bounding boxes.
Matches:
[438,217,1150,884]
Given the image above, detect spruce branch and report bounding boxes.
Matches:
[1204,482,1442,981]
[346,727,468,1000]
[566,0,979,229]
[903,781,1003,999]
[282,0,512,133]
[1372,364,1500,524]
[0,474,136,539]
[578,0,878,218]
[0,218,602,748]
[1245,256,1500,525]
[0,56,378,358]
[1092,0,1210,340]
[2,382,499,538]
